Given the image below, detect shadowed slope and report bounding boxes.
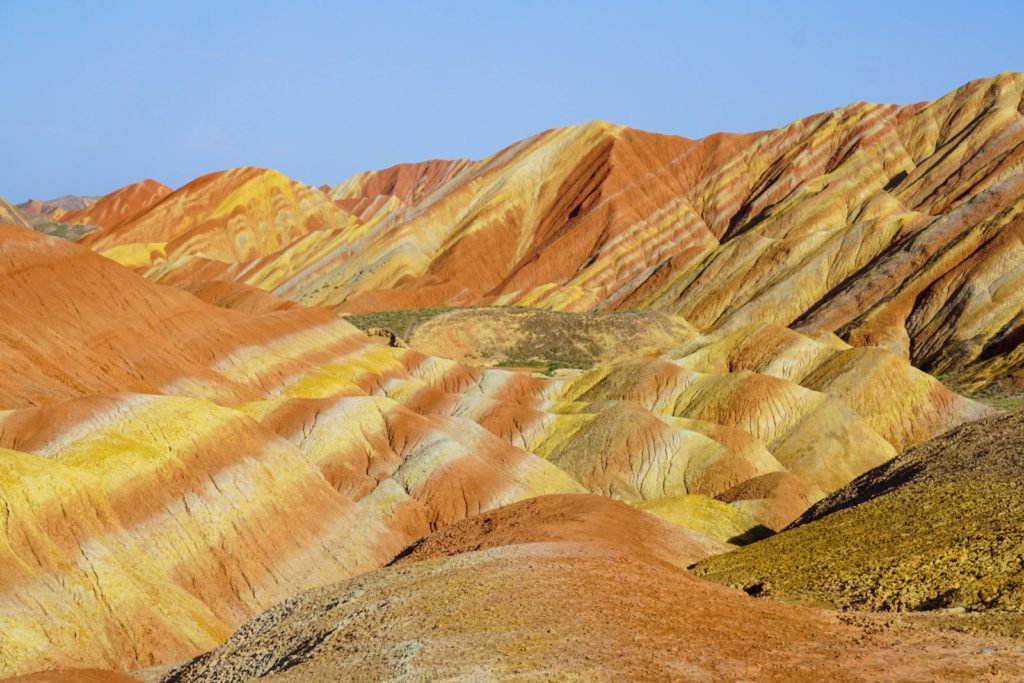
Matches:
[695,410,1024,612]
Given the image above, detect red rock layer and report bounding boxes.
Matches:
[58,179,171,229]
[0,223,990,677]
[76,74,1024,390]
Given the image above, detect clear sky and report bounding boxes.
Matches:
[1,0,1022,201]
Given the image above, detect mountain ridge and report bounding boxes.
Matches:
[65,73,1024,392]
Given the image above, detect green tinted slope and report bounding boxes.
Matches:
[694,411,1024,612]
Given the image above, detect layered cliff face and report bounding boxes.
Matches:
[81,73,1024,392]
[0,223,988,676]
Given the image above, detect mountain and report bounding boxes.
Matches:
[16,195,97,217]
[329,158,473,221]
[5,72,1024,680]
[57,179,171,229]
[0,223,985,676]
[694,410,1024,616]
[1,196,94,240]
[77,167,356,270]
[77,73,1024,394]
[0,197,33,228]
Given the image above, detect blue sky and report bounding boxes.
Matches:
[1,0,1021,201]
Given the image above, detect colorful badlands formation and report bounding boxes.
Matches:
[71,73,1024,396]
[0,73,1022,680]
[0,196,93,241]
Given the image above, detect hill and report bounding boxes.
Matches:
[57,179,171,230]
[77,73,1024,393]
[695,410,1024,614]
[158,495,1024,682]
[0,223,987,676]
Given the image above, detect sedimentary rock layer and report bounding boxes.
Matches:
[0,224,991,675]
[80,74,1024,390]
[57,179,171,230]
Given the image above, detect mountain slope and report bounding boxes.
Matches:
[81,73,1024,392]
[694,410,1024,612]
[78,167,356,268]
[0,197,93,240]
[0,223,988,675]
[16,195,96,218]
[159,496,1024,682]
[58,179,171,229]
[0,197,33,229]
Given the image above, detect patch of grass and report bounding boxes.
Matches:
[493,358,587,376]
[26,217,95,241]
[933,372,1024,411]
[345,306,493,339]
[977,395,1024,410]
[346,305,676,372]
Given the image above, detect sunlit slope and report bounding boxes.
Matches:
[83,74,1024,390]
[0,197,33,228]
[160,496,1024,683]
[0,224,990,675]
[0,226,580,673]
[57,179,171,230]
[79,167,357,268]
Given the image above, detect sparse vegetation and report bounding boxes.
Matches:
[345,306,479,339]
[346,305,694,372]
[27,217,95,241]
[935,372,1024,411]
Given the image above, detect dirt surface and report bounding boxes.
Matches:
[2,671,141,683]
[408,307,697,368]
[391,493,729,568]
[159,500,1024,682]
[695,410,1024,612]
